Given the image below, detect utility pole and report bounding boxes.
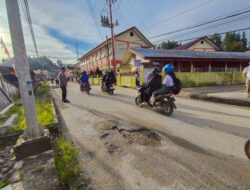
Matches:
[108,0,116,75]
[101,0,118,74]
[106,35,110,69]
[76,41,79,60]
[5,0,44,139]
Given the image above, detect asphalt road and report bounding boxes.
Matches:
[52,83,250,190]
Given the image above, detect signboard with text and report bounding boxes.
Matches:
[133,60,141,67]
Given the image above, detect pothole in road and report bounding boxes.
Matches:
[96,120,161,149]
[96,120,118,131]
[120,129,161,147]
[104,142,121,155]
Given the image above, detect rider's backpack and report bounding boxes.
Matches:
[171,76,182,95]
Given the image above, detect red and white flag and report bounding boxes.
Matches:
[0,38,17,76]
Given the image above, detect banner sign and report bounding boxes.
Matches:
[133,60,141,67]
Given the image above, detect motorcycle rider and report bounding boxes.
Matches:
[140,67,162,106]
[150,64,175,104]
[80,71,90,91]
[102,70,116,91]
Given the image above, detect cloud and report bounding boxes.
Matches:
[45,27,94,53]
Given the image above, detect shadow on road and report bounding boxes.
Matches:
[173,111,250,138]
[178,102,250,120]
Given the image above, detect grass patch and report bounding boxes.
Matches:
[0,179,10,188]
[4,83,55,133]
[54,137,86,189]
[0,116,8,125]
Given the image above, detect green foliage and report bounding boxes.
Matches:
[223,32,247,52]
[5,84,54,133]
[242,31,248,50]
[28,56,60,75]
[54,137,80,187]
[209,33,222,49]
[158,40,179,49]
[5,101,25,132]
[0,116,8,125]
[0,180,10,188]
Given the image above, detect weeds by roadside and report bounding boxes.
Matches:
[4,83,55,133]
[53,137,87,189]
[0,179,10,188]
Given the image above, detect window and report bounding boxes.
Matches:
[130,31,134,37]
[108,46,112,55]
[101,48,106,57]
[201,41,204,44]
[97,51,100,60]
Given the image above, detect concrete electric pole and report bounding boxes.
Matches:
[108,0,116,75]
[5,0,44,139]
[100,0,119,74]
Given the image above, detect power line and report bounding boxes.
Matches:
[145,0,216,30]
[166,27,250,44]
[148,9,250,40]
[76,0,99,37]
[87,0,104,41]
[157,14,250,43]
[19,0,39,57]
[127,0,147,30]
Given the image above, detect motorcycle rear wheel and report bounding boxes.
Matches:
[135,96,141,106]
[245,139,250,160]
[109,90,114,95]
[159,101,173,116]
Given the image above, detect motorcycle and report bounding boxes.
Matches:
[80,82,91,95]
[101,82,115,95]
[135,87,176,116]
[245,139,250,160]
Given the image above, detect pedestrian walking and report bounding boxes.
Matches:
[58,67,70,103]
[243,62,250,98]
[135,71,140,87]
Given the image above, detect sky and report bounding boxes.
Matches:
[0,0,250,64]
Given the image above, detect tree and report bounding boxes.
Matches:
[158,40,179,49]
[241,31,248,50]
[209,33,222,49]
[28,56,60,75]
[223,32,245,52]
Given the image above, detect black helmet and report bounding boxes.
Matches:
[152,67,161,75]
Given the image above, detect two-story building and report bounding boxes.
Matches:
[77,26,153,74]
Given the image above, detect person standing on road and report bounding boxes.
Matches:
[58,67,70,103]
[243,62,250,98]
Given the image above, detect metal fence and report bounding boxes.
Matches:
[89,71,245,88]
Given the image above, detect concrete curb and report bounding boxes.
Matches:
[179,92,250,108]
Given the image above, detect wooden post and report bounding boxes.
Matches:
[208,61,212,72]
[177,62,181,72]
[190,61,194,72]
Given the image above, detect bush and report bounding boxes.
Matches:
[54,137,80,188]
[6,84,54,133]
[0,180,10,188]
